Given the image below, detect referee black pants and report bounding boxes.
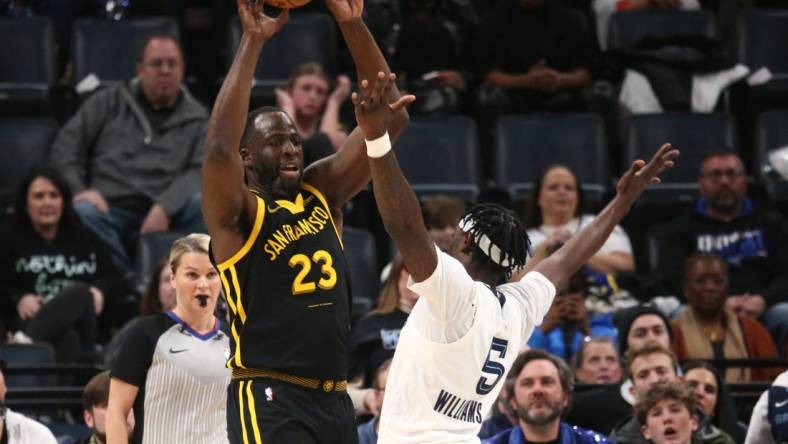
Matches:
[227,377,358,444]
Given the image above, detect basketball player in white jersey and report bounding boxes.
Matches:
[350,72,679,443]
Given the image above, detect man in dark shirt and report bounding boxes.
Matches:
[475,0,595,115]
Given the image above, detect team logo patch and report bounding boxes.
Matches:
[265,387,274,401]
[323,380,335,392]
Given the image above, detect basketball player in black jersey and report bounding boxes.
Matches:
[201,0,409,442]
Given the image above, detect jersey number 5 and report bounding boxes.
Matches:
[476,337,509,395]
[288,250,337,295]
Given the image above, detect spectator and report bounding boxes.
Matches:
[391,0,478,114]
[671,253,781,382]
[744,369,788,444]
[634,380,699,444]
[357,359,392,444]
[0,359,57,443]
[682,361,743,442]
[658,151,788,350]
[138,258,175,316]
[482,349,613,444]
[475,0,594,117]
[275,63,351,164]
[0,167,129,363]
[528,271,618,360]
[572,337,623,384]
[611,342,734,444]
[421,195,467,252]
[348,255,419,414]
[565,303,673,434]
[520,165,634,313]
[50,34,209,275]
[77,370,134,444]
[107,234,230,444]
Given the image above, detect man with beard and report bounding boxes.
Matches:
[658,150,788,350]
[202,0,408,442]
[482,349,613,444]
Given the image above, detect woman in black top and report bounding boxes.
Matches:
[0,167,125,362]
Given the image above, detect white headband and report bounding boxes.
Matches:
[458,216,512,268]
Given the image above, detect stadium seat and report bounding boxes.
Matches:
[0,344,56,387]
[392,116,481,201]
[625,112,737,203]
[342,227,378,317]
[608,9,717,50]
[135,231,183,289]
[755,110,788,202]
[0,118,59,211]
[494,114,608,202]
[738,10,788,83]
[72,17,179,93]
[227,14,337,105]
[0,18,56,117]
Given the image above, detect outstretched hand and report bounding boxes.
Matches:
[616,143,680,205]
[325,0,363,22]
[236,0,289,41]
[352,71,415,140]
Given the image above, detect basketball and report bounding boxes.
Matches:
[262,0,312,8]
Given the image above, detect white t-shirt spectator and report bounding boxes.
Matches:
[527,215,633,257]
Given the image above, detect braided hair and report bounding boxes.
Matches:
[460,204,531,280]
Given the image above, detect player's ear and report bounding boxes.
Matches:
[240,147,252,167]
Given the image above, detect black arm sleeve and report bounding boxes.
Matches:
[110,316,157,387]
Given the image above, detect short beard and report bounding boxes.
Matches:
[518,400,563,426]
[251,163,300,198]
[708,190,741,215]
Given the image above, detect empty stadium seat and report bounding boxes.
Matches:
[392,116,480,201]
[495,114,608,202]
[135,231,183,289]
[0,18,56,117]
[72,18,179,93]
[625,112,737,202]
[608,9,717,50]
[738,10,788,82]
[0,343,56,387]
[0,118,59,210]
[755,110,788,202]
[342,227,378,317]
[227,14,337,104]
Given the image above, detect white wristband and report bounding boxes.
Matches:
[365,132,392,158]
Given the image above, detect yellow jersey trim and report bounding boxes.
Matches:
[239,381,249,444]
[218,195,266,271]
[246,381,263,444]
[301,182,343,250]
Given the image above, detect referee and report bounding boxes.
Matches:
[106,234,230,444]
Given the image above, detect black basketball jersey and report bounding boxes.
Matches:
[215,182,351,380]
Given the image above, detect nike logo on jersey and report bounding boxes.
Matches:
[433,389,483,424]
[169,348,188,354]
[776,399,788,408]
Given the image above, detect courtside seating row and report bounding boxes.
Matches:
[1,9,788,115]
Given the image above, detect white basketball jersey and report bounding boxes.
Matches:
[377,251,555,444]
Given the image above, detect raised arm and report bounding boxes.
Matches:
[535,144,679,290]
[351,74,438,281]
[304,0,409,212]
[201,0,288,259]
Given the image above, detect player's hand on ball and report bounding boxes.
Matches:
[352,71,414,140]
[325,0,363,22]
[237,0,289,40]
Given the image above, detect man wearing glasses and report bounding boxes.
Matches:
[52,34,208,276]
[658,150,788,351]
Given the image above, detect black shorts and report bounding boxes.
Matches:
[227,377,358,444]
